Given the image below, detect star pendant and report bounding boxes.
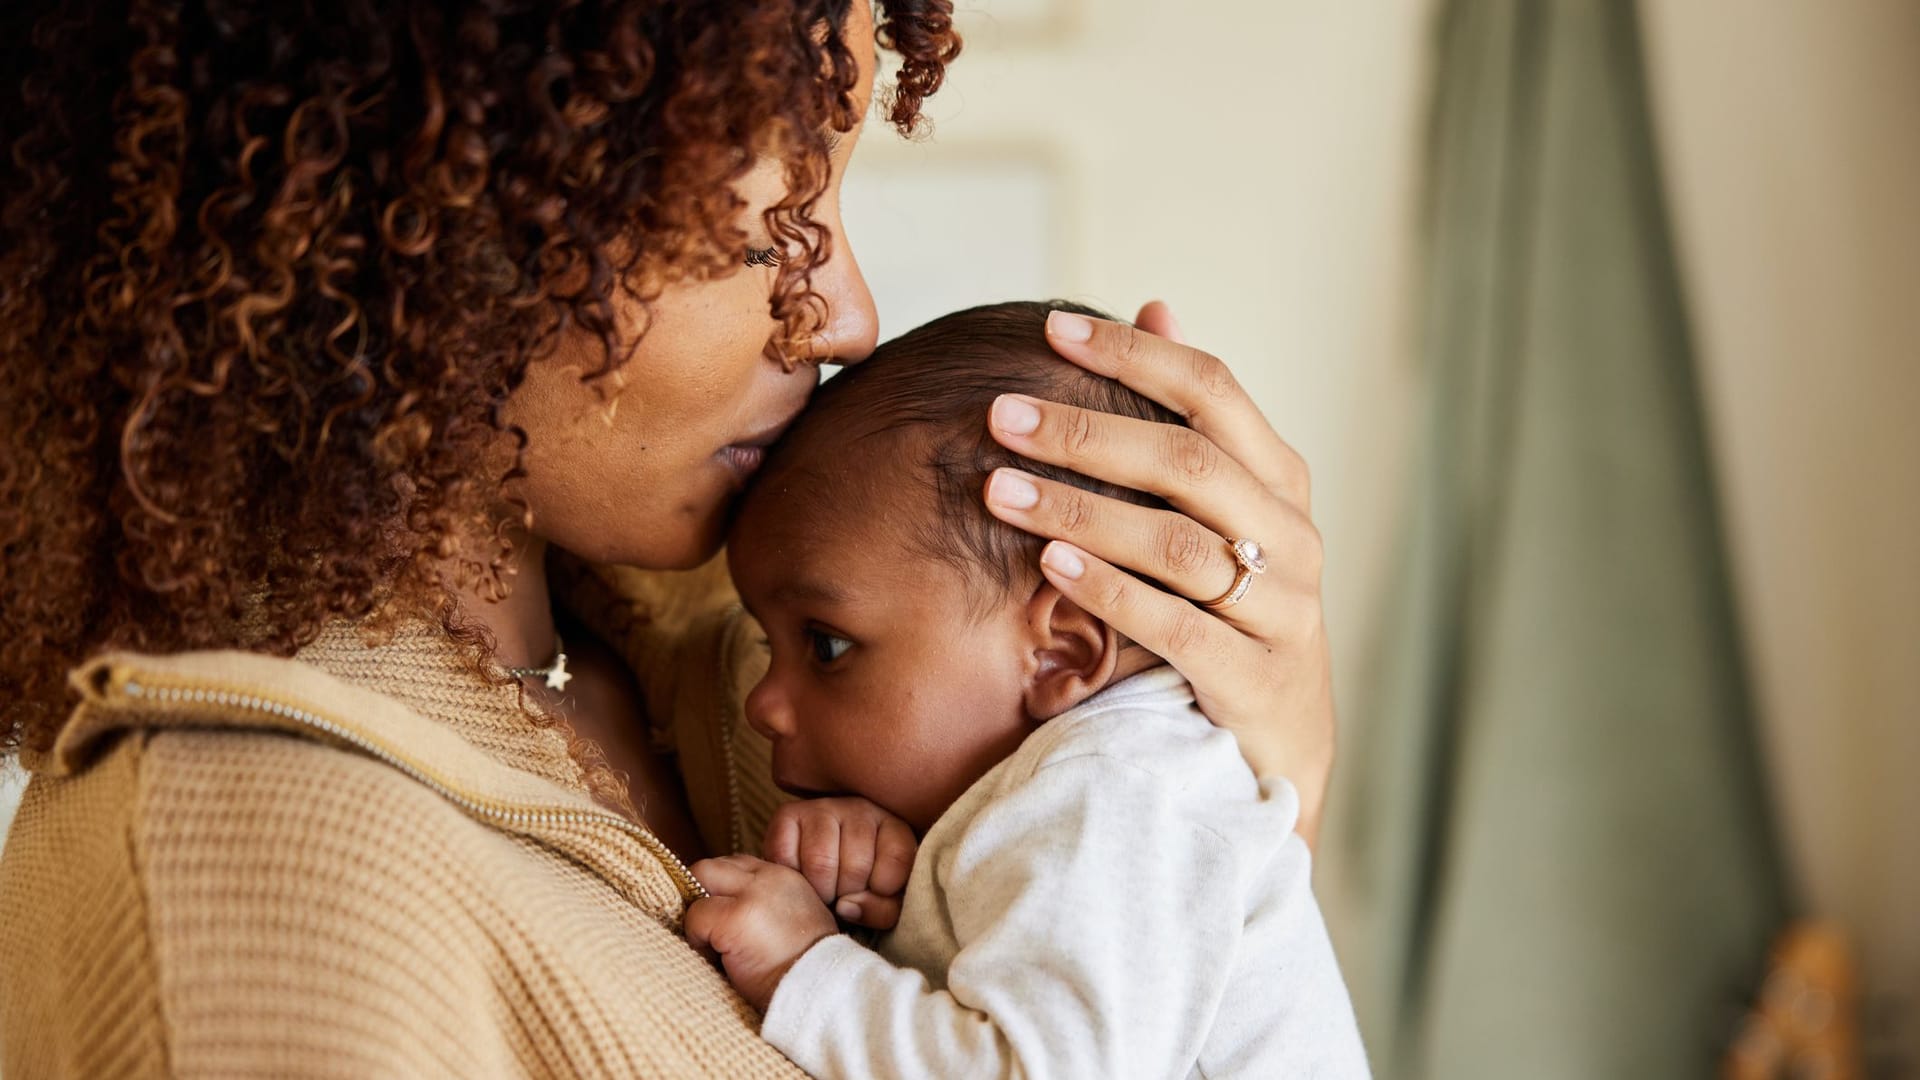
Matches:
[544,653,572,692]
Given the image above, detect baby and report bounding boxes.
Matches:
[688,301,1370,1078]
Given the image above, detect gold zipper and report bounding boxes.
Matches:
[111,672,708,904]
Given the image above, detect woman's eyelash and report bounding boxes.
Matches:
[745,246,783,268]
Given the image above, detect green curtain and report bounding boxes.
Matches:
[1331,2,1787,1076]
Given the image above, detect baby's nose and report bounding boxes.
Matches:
[744,678,795,740]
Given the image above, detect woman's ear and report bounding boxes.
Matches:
[1021,583,1122,720]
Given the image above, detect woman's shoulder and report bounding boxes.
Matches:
[0,726,468,1076]
[142,722,491,861]
[2,711,804,1078]
[5,718,498,936]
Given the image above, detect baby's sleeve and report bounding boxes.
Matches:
[761,751,1253,1079]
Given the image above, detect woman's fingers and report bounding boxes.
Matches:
[986,467,1323,623]
[1039,310,1309,507]
[1035,537,1331,808]
[989,394,1270,524]
[1035,540,1246,701]
[1131,299,1185,345]
[988,468,1238,603]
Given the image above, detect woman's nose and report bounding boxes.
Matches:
[809,226,879,365]
[744,677,796,741]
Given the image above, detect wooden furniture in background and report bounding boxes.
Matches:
[1723,921,1863,1080]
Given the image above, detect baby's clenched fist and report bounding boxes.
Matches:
[763,796,917,930]
[686,855,838,1012]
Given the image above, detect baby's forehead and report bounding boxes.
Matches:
[734,428,929,551]
[732,425,1009,607]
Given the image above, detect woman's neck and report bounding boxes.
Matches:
[447,530,560,670]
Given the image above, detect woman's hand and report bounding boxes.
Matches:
[981,302,1335,850]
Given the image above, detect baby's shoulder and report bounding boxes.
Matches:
[1019,667,1249,794]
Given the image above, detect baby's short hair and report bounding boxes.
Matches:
[770,300,1184,608]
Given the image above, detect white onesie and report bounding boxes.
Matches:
[760,665,1372,1079]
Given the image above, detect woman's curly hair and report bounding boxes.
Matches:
[0,0,960,756]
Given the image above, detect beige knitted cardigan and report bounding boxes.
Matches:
[0,558,800,1078]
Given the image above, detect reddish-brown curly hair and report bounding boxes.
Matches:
[0,0,960,756]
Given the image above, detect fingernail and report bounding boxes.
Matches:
[1160,305,1186,342]
[1042,541,1086,580]
[987,469,1040,510]
[991,394,1041,436]
[835,899,861,921]
[1047,310,1094,343]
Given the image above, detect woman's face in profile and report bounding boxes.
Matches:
[506,2,880,570]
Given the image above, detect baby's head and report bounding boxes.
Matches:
[727,300,1181,830]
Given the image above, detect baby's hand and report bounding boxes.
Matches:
[763,796,917,930]
[686,855,836,1012]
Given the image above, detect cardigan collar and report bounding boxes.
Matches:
[291,618,587,794]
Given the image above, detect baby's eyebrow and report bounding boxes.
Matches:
[771,578,849,607]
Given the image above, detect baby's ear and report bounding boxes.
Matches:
[1021,583,1122,721]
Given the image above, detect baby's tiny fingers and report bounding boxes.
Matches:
[763,810,802,869]
[689,856,759,898]
[836,891,903,931]
[834,815,880,901]
[796,818,843,905]
[868,817,917,897]
[683,895,736,952]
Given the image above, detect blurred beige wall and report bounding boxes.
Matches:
[847,0,1918,1051]
[845,0,1435,728]
[1643,0,1920,1052]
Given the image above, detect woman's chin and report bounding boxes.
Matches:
[555,489,733,571]
[633,509,731,571]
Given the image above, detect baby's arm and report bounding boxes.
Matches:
[706,754,1254,1079]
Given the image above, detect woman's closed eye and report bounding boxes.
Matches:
[805,626,853,666]
[745,245,783,268]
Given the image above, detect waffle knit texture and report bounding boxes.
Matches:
[0,558,803,1079]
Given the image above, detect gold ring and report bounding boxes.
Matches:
[1201,537,1268,611]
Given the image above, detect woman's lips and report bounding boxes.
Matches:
[718,443,768,482]
[719,406,803,483]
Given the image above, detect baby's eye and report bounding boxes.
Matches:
[805,628,853,666]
